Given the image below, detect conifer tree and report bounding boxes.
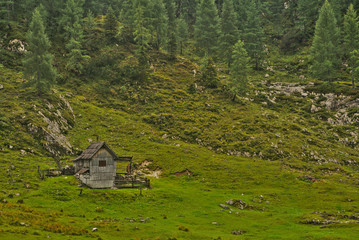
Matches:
[349,49,359,89]
[58,0,84,42]
[23,8,56,95]
[151,0,167,50]
[104,6,118,43]
[242,0,264,69]
[343,4,359,58]
[230,40,250,101]
[310,0,340,81]
[202,57,219,88]
[296,0,320,39]
[177,15,188,55]
[134,3,151,78]
[165,0,177,59]
[220,0,239,68]
[194,0,221,57]
[0,1,13,33]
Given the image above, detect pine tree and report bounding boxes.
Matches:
[0,1,13,32]
[296,0,321,39]
[104,6,118,43]
[58,0,84,42]
[194,0,221,57]
[151,0,167,50]
[220,0,239,68]
[349,49,359,89]
[230,40,250,101]
[242,0,264,69]
[23,8,56,95]
[202,57,219,88]
[343,4,359,58]
[310,0,340,81]
[165,0,177,59]
[134,3,151,79]
[177,15,188,55]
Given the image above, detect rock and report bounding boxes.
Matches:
[0,84,3,90]
[92,227,98,232]
[11,165,15,170]
[20,150,26,155]
[212,222,218,225]
[20,222,26,226]
[265,74,270,78]
[299,75,305,80]
[162,134,168,139]
[2,199,7,203]
[311,105,321,113]
[219,204,229,209]
[232,230,244,235]
[226,199,249,210]
[26,184,31,189]
[8,194,13,198]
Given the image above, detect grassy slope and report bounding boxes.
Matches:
[1,49,359,239]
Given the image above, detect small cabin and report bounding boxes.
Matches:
[73,141,120,189]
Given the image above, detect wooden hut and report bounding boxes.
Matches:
[73,142,123,188]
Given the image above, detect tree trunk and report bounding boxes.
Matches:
[352,73,355,89]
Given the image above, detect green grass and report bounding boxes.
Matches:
[1,47,359,239]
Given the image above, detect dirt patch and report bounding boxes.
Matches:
[174,169,193,177]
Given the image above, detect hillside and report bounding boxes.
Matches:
[2,0,359,239]
[1,47,359,239]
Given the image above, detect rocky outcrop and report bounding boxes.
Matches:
[27,93,75,156]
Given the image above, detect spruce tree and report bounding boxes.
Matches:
[23,8,56,95]
[151,0,167,50]
[343,4,359,58]
[0,1,13,32]
[165,0,177,59]
[310,0,340,81]
[177,15,188,55]
[296,0,321,39]
[58,0,84,42]
[104,6,118,43]
[202,57,219,88]
[194,0,221,57]
[242,0,264,69]
[220,0,239,68]
[134,3,151,79]
[230,40,250,101]
[349,49,359,89]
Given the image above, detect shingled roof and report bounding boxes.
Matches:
[73,142,119,161]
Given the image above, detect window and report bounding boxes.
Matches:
[99,160,106,167]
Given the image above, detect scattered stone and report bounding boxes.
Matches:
[226,199,249,210]
[8,194,13,198]
[232,230,244,235]
[9,145,13,149]
[2,199,7,203]
[20,222,26,226]
[212,222,218,225]
[26,184,31,189]
[11,165,15,170]
[92,228,98,232]
[219,204,229,210]
[20,150,26,155]
[0,84,3,90]
[265,74,270,78]
[299,75,305,80]
[162,134,168,139]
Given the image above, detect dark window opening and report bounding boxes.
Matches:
[99,160,106,167]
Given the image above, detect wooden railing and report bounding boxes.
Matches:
[114,174,150,189]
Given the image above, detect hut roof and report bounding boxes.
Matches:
[73,142,119,161]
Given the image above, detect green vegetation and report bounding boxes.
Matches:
[1,1,359,239]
